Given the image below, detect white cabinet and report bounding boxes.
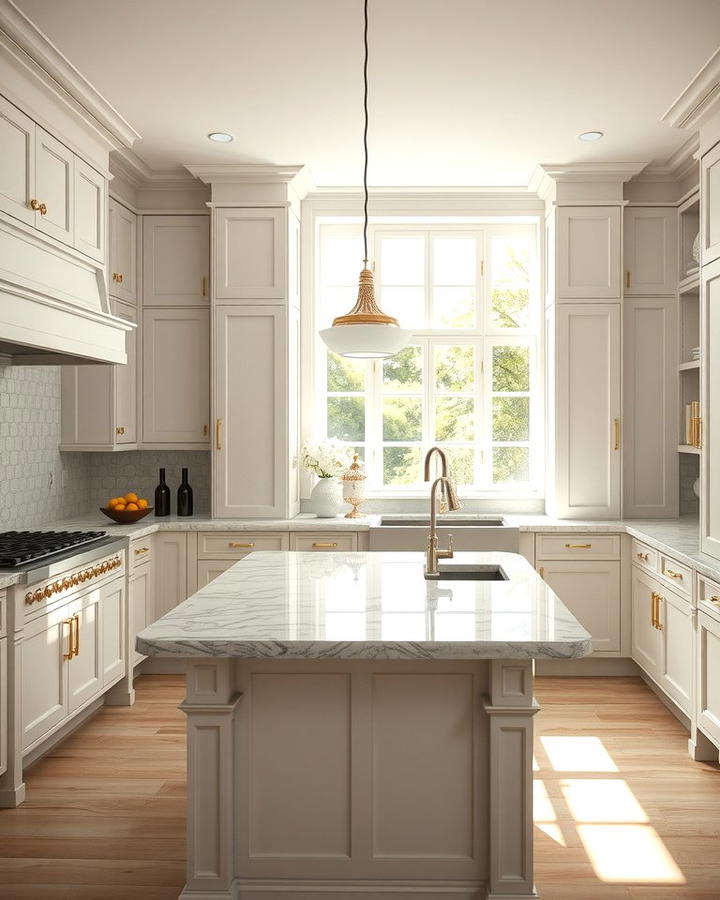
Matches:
[631,567,662,677]
[623,207,677,296]
[153,533,188,621]
[197,559,236,589]
[702,257,720,559]
[551,303,621,518]
[213,305,289,516]
[142,307,210,445]
[142,215,209,306]
[21,603,70,750]
[34,127,74,246]
[701,141,720,266]
[623,297,677,517]
[129,563,151,665]
[60,300,137,449]
[101,579,125,687]
[108,198,137,303]
[0,95,35,226]
[556,206,621,299]
[67,591,103,712]
[73,157,105,262]
[537,559,621,654]
[215,207,286,300]
[697,609,720,747]
[0,590,7,777]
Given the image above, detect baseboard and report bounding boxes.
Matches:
[535,657,639,676]
[225,881,486,900]
[637,671,691,731]
[22,696,104,768]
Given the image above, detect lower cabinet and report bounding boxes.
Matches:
[697,609,720,746]
[290,533,358,552]
[197,559,236,589]
[102,579,125,686]
[130,560,152,665]
[0,589,6,777]
[153,533,188,619]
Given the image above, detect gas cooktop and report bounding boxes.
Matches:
[0,530,107,568]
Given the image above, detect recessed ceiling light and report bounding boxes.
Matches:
[207,132,234,143]
[577,131,604,142]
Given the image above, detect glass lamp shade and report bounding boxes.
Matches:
[319,323,411,359]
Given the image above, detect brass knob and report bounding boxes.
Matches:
[33,589,43,603]
[39,203,47,215]
[62,577,71,589]
[29,198,41,210]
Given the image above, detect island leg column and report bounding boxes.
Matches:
[483,659,540,899]
[179,659,242,899]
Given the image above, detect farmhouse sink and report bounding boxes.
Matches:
[369,515,519,553]
[379,515,506,527]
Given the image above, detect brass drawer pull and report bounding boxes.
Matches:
[134,547,150,555]
[63,618,74,660]
[709,595,720,605]
[565,543,591,549]
[651,592,659,629]
[665,568,684,579]
[538,566,545,579]
[626,270,630,289]
[202,276,207,296]
[73,614,80,656]
[637,552,649,561]
[216,418,222,450]
[312,542,338,549]
[613,418,621,451]
[228,542,254,549]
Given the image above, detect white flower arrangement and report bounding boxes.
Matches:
[302,440,352,479]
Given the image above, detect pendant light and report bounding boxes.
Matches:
[320,0,410,359]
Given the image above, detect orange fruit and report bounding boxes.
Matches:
[124,492,138,503]
[126,502,139,511]
[137,498,148,509]
[107,498,117,508]
[114,502,126,511]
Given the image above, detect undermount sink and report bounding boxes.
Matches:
[431,564,509,582]
[369,515,519,553]
[379,516,507,527]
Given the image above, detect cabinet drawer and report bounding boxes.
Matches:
[658,555,693,599]
[631,539,658,573]
[290,533,358,552]
[698,573,720,622]
[197,532,288,559]
[535,534,620,559]
[129,537,153,570]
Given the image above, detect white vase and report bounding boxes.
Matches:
[310,477,342,518]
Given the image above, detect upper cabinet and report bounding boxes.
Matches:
[215,207,286,301]
[556,206,621,299]
[0,94,106,265]
[142,215,209,306]
[108,198,137,304]
[702,141,720,266]
[701,257,720,559]
[623,207,677,296]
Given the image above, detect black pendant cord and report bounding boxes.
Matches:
[362,0,369,263]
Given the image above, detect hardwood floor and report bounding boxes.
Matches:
[0,675,718,898]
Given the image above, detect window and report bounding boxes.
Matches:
[315,223,541,495]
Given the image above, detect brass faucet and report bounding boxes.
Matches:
[423,447,461,579]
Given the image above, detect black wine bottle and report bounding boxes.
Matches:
[177,467,194,517]
[154,468,171,517]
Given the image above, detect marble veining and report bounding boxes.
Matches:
[137,551,592,661]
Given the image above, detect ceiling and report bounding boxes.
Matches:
[14,0,720,187]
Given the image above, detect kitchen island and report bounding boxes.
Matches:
[138,551,591,900]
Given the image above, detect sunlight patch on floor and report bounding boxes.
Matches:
[540,735,619,772]
[577,824,686,884]
[561,779,648,824]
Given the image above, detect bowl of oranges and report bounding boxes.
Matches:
[100,492,153,523]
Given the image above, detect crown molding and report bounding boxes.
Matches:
[529,161,650,200]
[185,163,315,195]
[111,146,206,191]
[637,134,700,183]
[0,0,140,150]
[662,47,720,130]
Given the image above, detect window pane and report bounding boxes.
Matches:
[433,236,475,285]
[491,286,531,329]
[321,235,364,285]
[383,345,422,392]
[435,345,475,392]
[379,286,425,329]
[435,397,474,441]
[381,236,424,285]
[327,397,365,441]
[383,446,421,485]
[490,235,532,330]
[432,286,475,328]
[327,352,365,392]
[493,397,530,441]
[319,285,357,327]
[383,397,422,441]
[493,447,530,484]
[492,345,530,392]
[445,446,475,486]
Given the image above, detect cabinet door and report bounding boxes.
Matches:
[153,533,188,621]
[142,307,209,445]
[553,303,621,518]
[73,157,105,262]
[697,611,720,746]
[623,297,677,517]
[701,257,720,559]
[215,207,286,300]
[0,638,6,777]
[114,300,137,445]
[60,364,113,448]
[21,605,70,749]
[35,127,73,245]
[556,206,621,299]
[624,208,677,296]
[130,563,152,664]
[68,593,103,713]
[197,559,236,589]
[213,306,287,516]
[0,95,35,226]
[701,141,720,266]
[656,589,692,715]
[631,567,661,678]
[101,579,125,687]
[538,559,620,654]
[142,215,209,306]
[109,199,137,303]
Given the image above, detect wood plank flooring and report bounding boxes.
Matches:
[0,675,718,898]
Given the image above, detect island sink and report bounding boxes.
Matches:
[434,563,508,581]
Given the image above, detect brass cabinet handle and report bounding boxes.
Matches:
[565,543,591,549]
[538,566,545,579]
[312,542,338,549]
[665,568,683,579]
[73,614,80,656]
[63,618,75,660]
[216,418,222,450]
[613,419,621,451]
[203,424,208,437]
[626,270,630,289]
[40,202,47,215]
[115,426,125,436]
[655,595,663,632]
[202,276,207,297]
[637,552,649,561]
[709,595,720,605]
[651,592,658,629]
[29,198,41,211]
[228,542,254,548]
[112,272,118,282]
[117,273,123,284]
[134,547,149,555]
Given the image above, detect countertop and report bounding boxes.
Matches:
[136,551,592,661]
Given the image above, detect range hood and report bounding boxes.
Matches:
[0,221,132,366]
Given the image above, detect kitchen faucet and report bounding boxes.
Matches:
[423,446,461,579]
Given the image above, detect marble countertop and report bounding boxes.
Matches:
[136,550,592,661]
